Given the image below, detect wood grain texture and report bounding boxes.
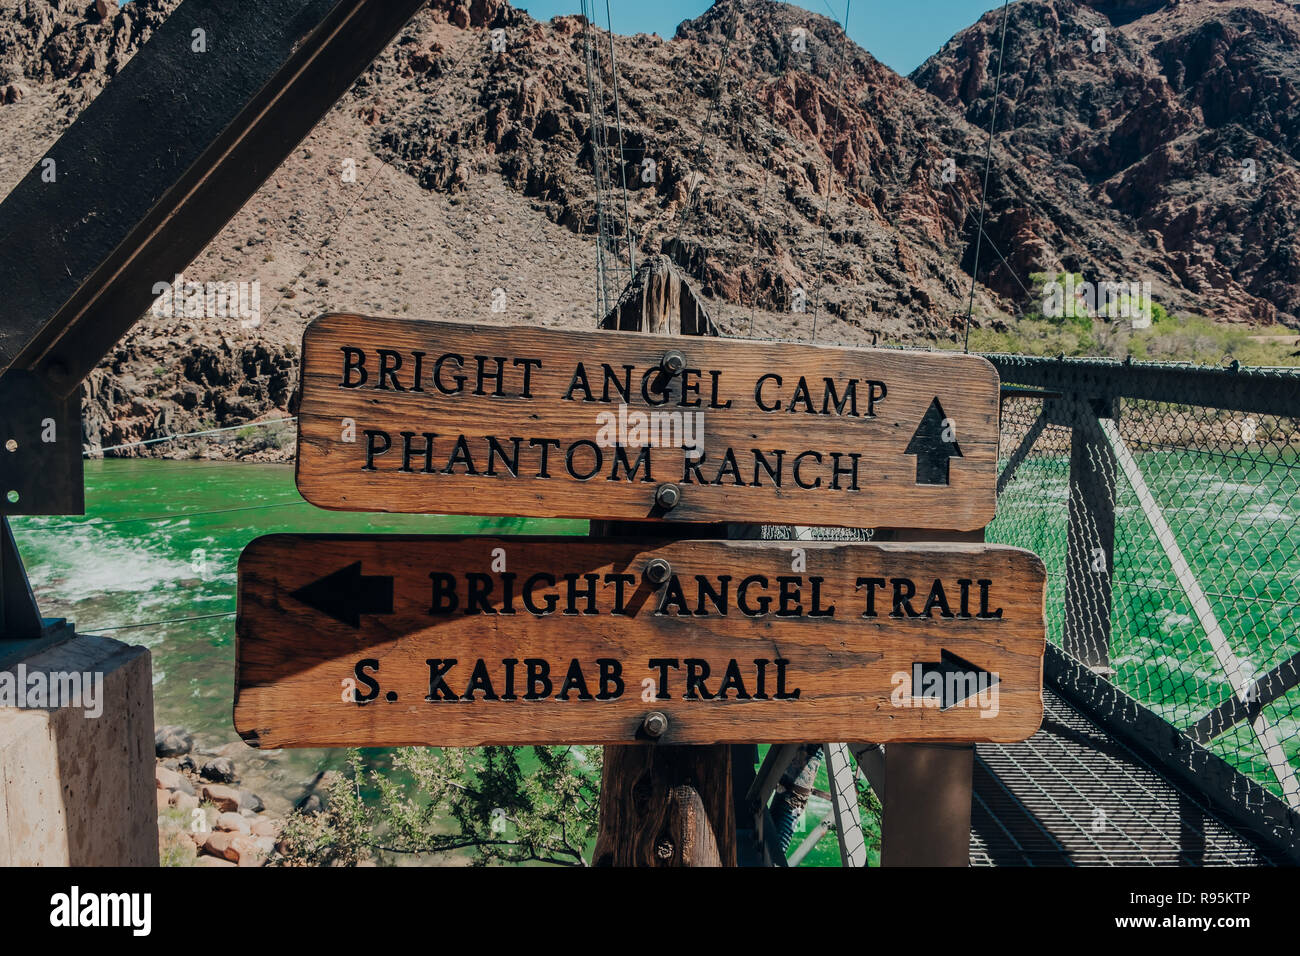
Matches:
[294,314,1001,530]
[592,745,735,867]
[234,535,1046,748]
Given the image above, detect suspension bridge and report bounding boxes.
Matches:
[0,0,1295,868]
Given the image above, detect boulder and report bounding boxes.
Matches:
[155,765,184,791]
[238,790,264,813]
[202,830,238,862]
[215,812,251,835]
[200,757,238,784]
[155,725,194,757]
[201,784,241,812]
[231,835,268,867]
[170,792,200,813]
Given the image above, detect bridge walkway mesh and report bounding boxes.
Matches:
[970,690,1275,865]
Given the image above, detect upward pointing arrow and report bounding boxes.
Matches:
[905,397,962,485]
[290,561,394,629]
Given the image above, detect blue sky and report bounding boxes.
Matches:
[515,1,1006,75]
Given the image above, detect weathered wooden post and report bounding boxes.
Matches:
[592,255,735,867]
[877,527,983,867]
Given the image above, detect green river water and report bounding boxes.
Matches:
[23,451,1292,860]
[12,460,855,866]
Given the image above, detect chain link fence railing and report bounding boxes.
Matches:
[984,355,1300,812]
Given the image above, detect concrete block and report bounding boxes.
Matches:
[0,633,157,865]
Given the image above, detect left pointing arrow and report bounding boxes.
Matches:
[290,561,394,628]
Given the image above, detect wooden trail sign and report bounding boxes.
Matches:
[295,314,1001,530]
[234,535,1046,749]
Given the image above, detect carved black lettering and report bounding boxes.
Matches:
[774,659,801,700]
[787,377,815,413]
[400,431,436,473]
[857,576,887,618]
[462,659,499,701]
[596,659,624,701]
[695,575,730,616]
[793,450,822,489]
[376,349,404,390]
[513,357,542,397]
[600,364,633,403]
[442,435,479,475]
[522,573,558,615]
[485,436,521,477]
[474,355,506,396]
[610,445,652,483]
[564,573,600,615]
[738,575,770,617]
[648,658,678,700]
[362,429,391,470]
[604,572,636,615]
[556,659,593,701]
[752,449,784,487]
[684,659,713,700]
[524,658,552,700]
[566,440,603,480]
[465,573,494,614]
[564,362,595,401]
[978,579,1004,619]
[340,347,368,388]
[425,659,459,701]
[921,579,954,618]
[777,575,803,617]
[434,353,466,394]
[891,577,919,618]
[353,658,380,704]
[821,378,858,416]
[529,438,562,477]
[716,660,751,700]
[429,572,459,614]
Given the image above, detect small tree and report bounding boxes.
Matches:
[272,745,602,867]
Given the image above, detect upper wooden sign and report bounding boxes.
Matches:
[295,314,1001,530]
[234,535,1046,748]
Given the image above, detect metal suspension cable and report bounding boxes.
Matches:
[580,1,616,318]
[89,610,236,633]
[809,0,853,342]
[963,0,1013,352]
[94,417,296,455]
[671,4,741,251]
[604,0,635,276]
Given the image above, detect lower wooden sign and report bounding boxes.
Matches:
[234,536,1046,747]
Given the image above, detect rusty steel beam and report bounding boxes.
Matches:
[0,0,426,397]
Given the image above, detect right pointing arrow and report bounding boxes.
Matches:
[290,561,394,628]
[904,397,963,485]
[911,649,999,710]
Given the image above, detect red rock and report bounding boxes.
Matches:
[202,831,239,862]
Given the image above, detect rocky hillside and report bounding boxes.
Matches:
[0,0,1296,460]
[912,0,1300,324]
